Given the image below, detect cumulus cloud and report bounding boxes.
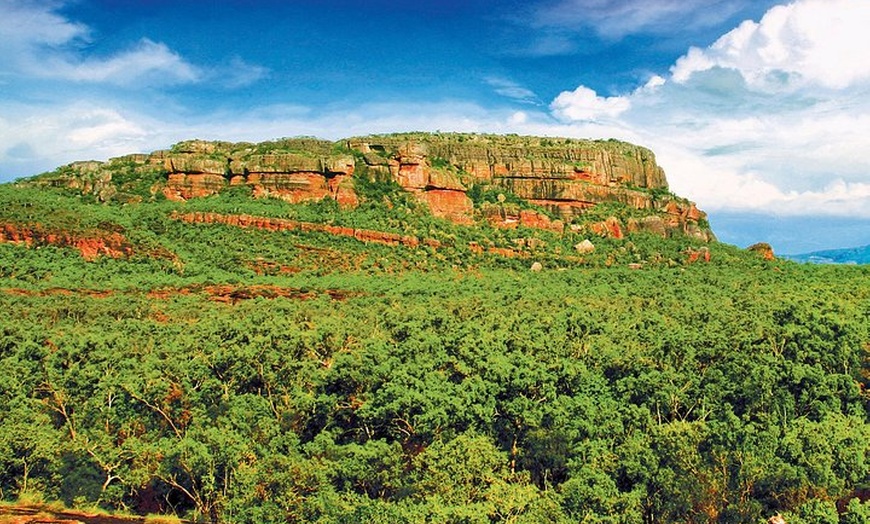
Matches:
[671,0,870,90]
[647,138,870,218]
[550,85,631,121]
[0,102,154,176]
[549,0,870,219]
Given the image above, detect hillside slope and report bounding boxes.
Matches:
[0,134,866,524]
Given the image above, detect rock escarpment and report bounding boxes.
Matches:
[31,133,714,242]
[348,134,667,212]
[155,139,359,208]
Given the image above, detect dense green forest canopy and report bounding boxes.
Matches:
[0,150,867,524]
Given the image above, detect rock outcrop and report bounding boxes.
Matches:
[347,134,666,218]
[170,211,429,249]
[30,133,715,242]
[155,139,359,207]
[0,222,133,260]
[349,139,474,223]
[170,211,551,259]
[747,242,776,260]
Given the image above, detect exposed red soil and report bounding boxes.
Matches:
[246,259,302,275]
[3,288,117,298]
[147,285,358,304]
[685,246,712,264]
[2,285,358,303]
[0,505,149,524]
[467,242,529,259]
[481,207,565,234]
[588,217,624,239]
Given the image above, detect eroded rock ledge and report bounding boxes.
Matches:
[33,133,714,242]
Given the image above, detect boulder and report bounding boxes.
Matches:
[639,215,667,237]
[590,217,624,239]
[575,239,595,255]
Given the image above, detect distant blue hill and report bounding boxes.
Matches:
[784,244,870,265]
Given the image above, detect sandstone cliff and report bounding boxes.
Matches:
[28,133,714,242]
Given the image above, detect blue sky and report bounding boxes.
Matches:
[1,0,869,254]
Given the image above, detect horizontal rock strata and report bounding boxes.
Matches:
[33,133,714,241]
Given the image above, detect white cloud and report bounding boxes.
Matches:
[0,0,88,50]
[550,85,631,121]
[634,91,870,217]
[516,35,578,57]
[671,0,870,90]
[485,77,541,104]
[549,0,870,219]
[0,101,155,176]
[641,75,666,91]
[509,111,528,124]
[0,1,269,88]
[0,2,199,85]
[217,57,270,89]
[646,139,870,218]
[533,0,748,37]
[35,39,201,86]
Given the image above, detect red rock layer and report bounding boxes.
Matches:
[483,207,565,234]
[170,212,428,249]
[170,212,543,259]
[0,223,133,261]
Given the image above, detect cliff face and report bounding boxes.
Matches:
[30,133,714,242]
[348,134,667,208]
[152,139,359,208]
